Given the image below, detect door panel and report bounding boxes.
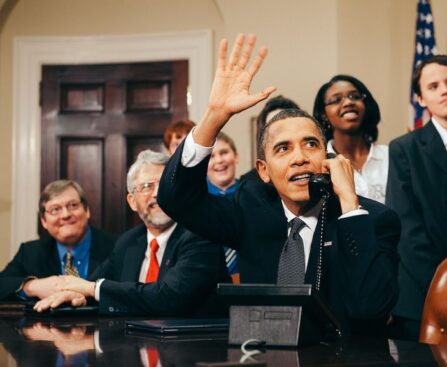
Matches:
[41,61,188,235]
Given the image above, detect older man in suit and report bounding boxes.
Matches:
[157,34,400,334]
[0,180,117,301]
[35,149,229,316]
[386,55,447,340]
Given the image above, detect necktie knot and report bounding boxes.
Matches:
[150,238,159,253]
[290,217,305,240]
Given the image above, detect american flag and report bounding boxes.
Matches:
[409,0,437,130]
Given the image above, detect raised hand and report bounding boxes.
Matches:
[194,34,276,146]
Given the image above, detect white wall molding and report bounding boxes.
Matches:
[11,30,212,255]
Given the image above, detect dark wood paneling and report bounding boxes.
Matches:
[126,81,170,111]
[41,60,188,235]
[60,139,104,229]
[60,83,104,113]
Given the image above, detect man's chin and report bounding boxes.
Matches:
[142,213,174,229]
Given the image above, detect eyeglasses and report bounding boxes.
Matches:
[45,201,82,216]
[132,181,160,196]
[324,91,366,106]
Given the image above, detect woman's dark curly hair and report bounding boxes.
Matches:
[313,74,381,143]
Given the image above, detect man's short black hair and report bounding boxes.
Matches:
[257,108,326,160]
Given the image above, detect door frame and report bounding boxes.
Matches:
[11,30,212,256]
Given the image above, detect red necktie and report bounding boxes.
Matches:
[145,239,159,283]
[146,347,159,367]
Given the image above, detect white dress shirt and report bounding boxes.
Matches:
[138,224,177,282]
[327,140,388,204]
[432,117,447,150]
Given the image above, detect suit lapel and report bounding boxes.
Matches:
[159,225,184,278]
[420,121,447,176]
[46,238,63,275]
[121,232,148,281]
[87,228,102,276]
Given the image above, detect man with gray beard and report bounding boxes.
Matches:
[34,149,229,316]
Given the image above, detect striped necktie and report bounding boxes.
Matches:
[64,251,80,277]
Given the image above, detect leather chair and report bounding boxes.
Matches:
[420,258,447,344]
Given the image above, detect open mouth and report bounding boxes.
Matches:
[213,165,228,173]
[340,109,359,119]
[289,173,312,183]
[148,201,159,210]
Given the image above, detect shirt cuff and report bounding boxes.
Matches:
[338,207,369,219]
[16,276,37,300]
[181,128,215,167]
[94,279,105,301]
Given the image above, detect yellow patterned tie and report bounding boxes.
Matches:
[64,252,80,277]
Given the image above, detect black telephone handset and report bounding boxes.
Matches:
[308,173,333,201]
[308,152,336,201]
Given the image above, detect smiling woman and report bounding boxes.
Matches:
[313,75,388,204]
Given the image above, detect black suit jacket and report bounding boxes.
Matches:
[90,223,230,316]
[0,227,117,301]
[158,142,400,332]
[386,120,447,322]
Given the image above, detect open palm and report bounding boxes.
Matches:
[208,34,276,120]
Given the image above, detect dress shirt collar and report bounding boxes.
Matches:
[207,178,239,196]
[281,200,321,234]
[431,117,447,150]
[56,226,91,262]
[146,222,177,257]
[327,139,384,161]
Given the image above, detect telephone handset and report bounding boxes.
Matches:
[308,173,333,201]
[308,152,336,201]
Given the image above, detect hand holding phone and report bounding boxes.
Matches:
[320,154,359,213]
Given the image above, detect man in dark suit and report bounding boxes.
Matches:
[386,55,447,340]
[0,180,116,301]
[157,34,400,333]
[34,149,229,316]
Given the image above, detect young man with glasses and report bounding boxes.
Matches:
[34,149,229,316]
[0,180,117,301]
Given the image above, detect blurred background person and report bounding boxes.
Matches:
[313,74,387,203]
[163,119,195,156]
[207,132,240,283]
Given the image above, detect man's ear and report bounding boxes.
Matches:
[256,159,271,183]
[127,193,138,212]
[417,94,427,108]
[40,216,48,230]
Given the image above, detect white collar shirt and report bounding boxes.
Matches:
[327,140,388,204]
[281,201,321,270]
[138,223,177,282]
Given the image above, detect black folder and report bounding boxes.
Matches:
[125,318,229,336]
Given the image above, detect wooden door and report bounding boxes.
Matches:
[40,61,188,234]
